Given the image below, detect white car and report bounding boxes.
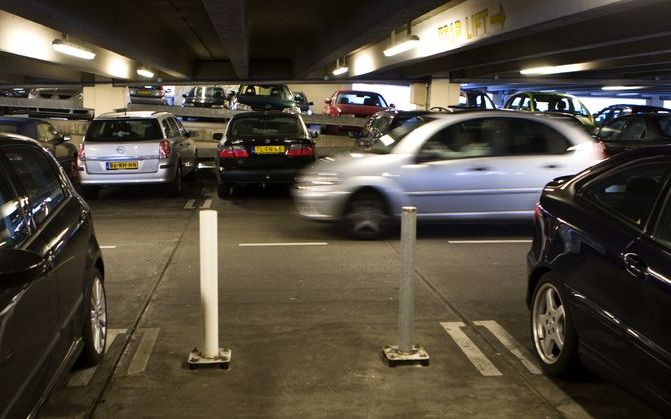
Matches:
[78,111,198,198]
[293,111,604,239]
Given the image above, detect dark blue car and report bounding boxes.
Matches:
[0,116,78,183]
[527,146,671,412]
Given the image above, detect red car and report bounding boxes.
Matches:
[322,90,391,133]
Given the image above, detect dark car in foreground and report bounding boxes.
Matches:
[593,104,670,127]
[0,116,79,183]
[527,146,671,412]
[215,112,317,198]
[0,133,106,418]
[595,113,671,156]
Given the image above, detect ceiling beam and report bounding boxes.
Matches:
[200,0,249,79]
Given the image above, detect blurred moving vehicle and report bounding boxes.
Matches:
[215,111,317,198]
[128,86,166,105]
[294,111,603,239]
[78,111,198,198]
[504,92,595,131]
[293,91,313,115]
[527,146,671,413]
[0,116,79,183]
[595,113,671,156]
[354,110,442,149]
[593,104,671,127]
[0,133,106,418]
[229,84,300,112]
[454,90,497,109]
[182,86,227,108]
[322,90,390,118]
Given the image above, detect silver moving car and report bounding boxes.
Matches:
[78,111,197,198]
[294,111,604,239]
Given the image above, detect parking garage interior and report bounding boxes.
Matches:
[1,0,670,418]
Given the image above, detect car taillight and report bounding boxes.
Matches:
[78,144,85,161]
[219,145,249,158]
[286,144,314,157]
[159,140,171,159]
[534,203,543,220]
[595,141,607,160]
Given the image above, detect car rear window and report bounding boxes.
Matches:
[85,119,163,141]
[336,92,387,107]
[0,124,18,134]
[229,115,305,138]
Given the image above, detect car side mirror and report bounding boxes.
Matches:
[389,103,396,108]
[188,131,199,139]
[0,248,45,289]
[51,136,65,145]
[182,94,187,98]
[63,135,71,142]
[213,132,224,141]
[309,129,319,139]
[308,101,314,106]
[324,98,331,104]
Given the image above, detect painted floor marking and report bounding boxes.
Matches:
[238,242,328,247]
[440,322,502,376]
[201,199,212,209]
[100,245,117,249]
[67,328,127,387]
[474,320,541,374]
[448,240,532,244]
[184,199,196,209]
[127,328,160,375]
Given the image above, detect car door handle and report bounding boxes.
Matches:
[541,163,562,169]
[468,166,491,172]
[623,252,646,277]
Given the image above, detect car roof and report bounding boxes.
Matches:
[336,90,383,96]
[96,111,171,119]
[0,132,42,146]
[0,116,43,126]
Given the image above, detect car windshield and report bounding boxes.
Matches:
[191,87,224,98]
[85,119,163,141]
[228,115,305,138]
[239,85,290,100]
[659,115,671,137]
[366,117,426,154]
[336,92,387,107]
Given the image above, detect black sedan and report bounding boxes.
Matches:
[0,116,79,183]
[595,113,671,156]
[593,104,670,127]
[215,112,317,198]
[182,86,227,108]
[527,146,671,412]
[0,133,106,418]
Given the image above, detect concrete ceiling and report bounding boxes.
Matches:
[0,0,669,97]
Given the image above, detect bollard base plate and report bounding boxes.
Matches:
[382,344,430,367]
[188,347,231,370]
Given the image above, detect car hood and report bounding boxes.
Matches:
[336,104,385,116]
[237,95,295,109]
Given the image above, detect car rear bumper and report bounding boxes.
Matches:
[80,164,176,185]
[218,167,301,185]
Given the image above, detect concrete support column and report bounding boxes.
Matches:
[409,83,428,110]
[428,79,460,109]
[83,84,128,117]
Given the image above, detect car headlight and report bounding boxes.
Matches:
[235,102,252,111]
[296,172,341,187]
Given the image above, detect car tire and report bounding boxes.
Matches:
[341,190,390,240]
[79,269,107,367]
[217,182,234,199]
[530,272,581,377]
[81,185,98,200]
[167,163,183,195]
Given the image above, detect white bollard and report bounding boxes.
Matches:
[200,210,219,358]
[187,209,231,369]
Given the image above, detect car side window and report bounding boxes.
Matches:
[36,123,58,142]
[4,145,65,228]
[594,109,610,125]
[162,119,175,138]
[508,96,522,109]
[175,118,188,137]
[418,119,495,162]
[581,163,670,228]
[505,119,572,155]
[620,118,647,141]
[167,117,180,138]
[598,118,628,140]
[0,168,30,249]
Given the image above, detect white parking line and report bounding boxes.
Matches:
[238,242,328,247]
[184,199,196,209]
[440,322,502,376]
[100,245,117,249]
[67,328,127,387]
[448,240,532,244]
[474,320,541,374]
[201,199,212,209]
[127,328,160,375]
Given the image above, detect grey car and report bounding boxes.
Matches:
[78,111,198,198]
[294,111,604,239]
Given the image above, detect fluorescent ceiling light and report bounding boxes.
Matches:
[520,63,590,75]
[617,92,639,96]
[383,35,420,57]
[602,85,643,91]
[136,67,155,78]
[52,39,96,60]
[332,66,348,76]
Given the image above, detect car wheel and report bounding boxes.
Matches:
[530,273,580,376]
[81,185,98,200]
[217,182,234,199]
[167,163,183,195]
[341,191,390,240]
[79,270,107,366]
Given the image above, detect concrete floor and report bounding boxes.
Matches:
[39,170,660,419]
